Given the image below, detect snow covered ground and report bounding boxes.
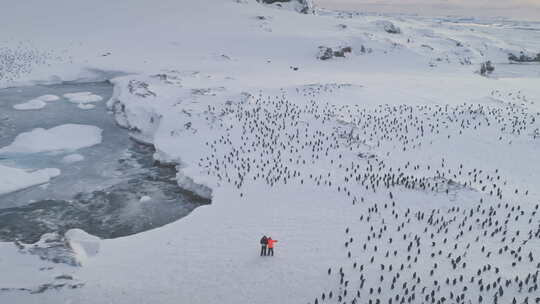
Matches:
[1,0,539,303]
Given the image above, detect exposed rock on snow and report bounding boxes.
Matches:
[377,20,401,34]
[257,0,315,14]
[479,60,495,76]
[317,46,352,60]
[13,230,100,267]
[127,80,157,98]
[508,51,540,62]
[0,124,102,154]
[14,232,79,266]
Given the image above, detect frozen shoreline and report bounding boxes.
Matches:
[0,82,211,244]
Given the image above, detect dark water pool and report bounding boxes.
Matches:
[0,82,209,243]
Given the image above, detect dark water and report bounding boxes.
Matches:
[0,82,210,243]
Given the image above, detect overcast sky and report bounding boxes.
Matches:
[315,0,540,21]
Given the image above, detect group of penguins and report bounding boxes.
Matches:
[195,83,539,303]
[0,44,58,83]
[317,198,540,304]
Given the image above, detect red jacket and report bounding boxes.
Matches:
[267,239,278,248]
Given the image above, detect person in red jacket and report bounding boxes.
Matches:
[267,237,278,256]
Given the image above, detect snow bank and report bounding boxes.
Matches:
[0,165,60,195]
[175,169,213,199]
[64,229,101,266]
[0,124,103,154]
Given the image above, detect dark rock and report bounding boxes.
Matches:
[318,46,352,60]
[383,22,401,34]
[508,51,540,63]
[257,0,315,14]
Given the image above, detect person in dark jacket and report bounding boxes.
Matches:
[260,235,268,256]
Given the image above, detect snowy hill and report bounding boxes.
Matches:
[1,0,539,303]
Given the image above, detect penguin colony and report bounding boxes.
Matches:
[196,83,539,304]
[0,44,59,84]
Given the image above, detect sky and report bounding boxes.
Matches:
[315,0,540,21]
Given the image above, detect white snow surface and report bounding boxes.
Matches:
[64,229,101,266]
[0,165,60,195]
[1,0,540,303]
[0,124,103,154]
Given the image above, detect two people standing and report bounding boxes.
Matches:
[260,235,278,256]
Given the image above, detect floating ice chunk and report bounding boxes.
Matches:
[37,94,60,101]
[0,124,103,154]
[65,229,100,265]
[62,153,85,163]
[13,99,46,110]
[12,94,61,110]
[0,165,60,195]
[140,195,152,202]
[77,103,96,110]
[63,92,103,104]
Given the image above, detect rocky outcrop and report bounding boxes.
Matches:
[508,51,540,63]
[257,0,315,14]
[317,46,352,60]
[377,21,401,34]
[479,61,495,76]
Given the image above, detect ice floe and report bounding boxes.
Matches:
[63,92,103,104]
[0,124,102,154]
[0,165,60,195]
